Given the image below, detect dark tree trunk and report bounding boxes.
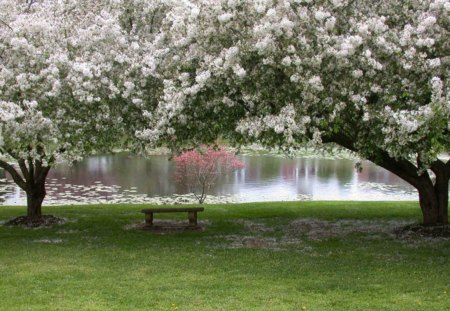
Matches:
[327,134,449,226]
[24,160,51,219]
[372,160,449,226]
[368,159,449,226]
[26,178,46,218]
[0,158,51,218]
[417,180,448,226]
[419,160,450,226]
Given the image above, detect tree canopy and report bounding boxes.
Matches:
[0,0,448,225]
[137,0,449,225]
[0,0,163,216]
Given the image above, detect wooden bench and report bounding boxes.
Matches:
[141,207,205,227]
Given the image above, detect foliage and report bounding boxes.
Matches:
[174,146,244,203]
[1,1,125,164]
[136,0,449,224]
[0,0,448,223]
[0,0,165,215]
[142,0,449,164]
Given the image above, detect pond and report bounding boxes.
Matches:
[0,152,420,206]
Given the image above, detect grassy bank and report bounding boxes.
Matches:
[0,202,449,310]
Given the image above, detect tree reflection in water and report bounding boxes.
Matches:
[0,153,421,205]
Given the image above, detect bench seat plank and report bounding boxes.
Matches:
[141,207,204,213]
[141,207,204,227]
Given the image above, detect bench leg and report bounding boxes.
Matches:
[188,211,197,227]
[145,213,153,226]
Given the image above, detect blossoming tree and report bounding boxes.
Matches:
[140,0,449,225]
[0,0,164,219]
[174,147,244,203]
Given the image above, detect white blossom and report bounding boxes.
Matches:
[233,65,247,78]
[195,70,211,86]
[281,56,292,66]
[218,12,233,23]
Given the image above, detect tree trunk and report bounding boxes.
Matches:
[326,134,449,226]
[418,186,448,226]
[378,164,449,226]
[199,193,206,204]
[381,167,448,226]
[0,158,51,218]
[418,166,449,226]
[26,179,46,218]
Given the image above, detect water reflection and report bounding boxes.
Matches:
[0,153,420,205]
[229,156,415,201]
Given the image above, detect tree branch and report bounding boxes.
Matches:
[0,159,27,190]
[25,0,36,13]
[324,133,425,188]
[27,157,35,184]
[430,159,449,179]
[0,19,13,31]
[18,159,30,184]
[35,165,51,185]
[35,158,42,180]
[5,148,19,160]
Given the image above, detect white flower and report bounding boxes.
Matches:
[131,42,140,50]
[233,65,246,78]
[352,70,363,78]
[416,38,435,47]
[218,13,233,23]
[351,95,367,104]
[213,57,224,67]
[370,85,382,93]
[274,124,284,134]
[132,98,143,106]
[280,18,294,31]
[225,46,239,60]
[325,17,336,30]
[227,0,238,8]
[124,81,135,91]
[190,7,200,18]
[178,73,190,83]
[315,10,331,21]
[281,56,292,66]
[308,76,323,91]
[427,58,441,68]
[419,16,437,30]
[363,112,370,121]
[331,0,343,7]
[266,8,276,18]
[255,36,274,53]
[195,70,211,86]
[0,101,24,121]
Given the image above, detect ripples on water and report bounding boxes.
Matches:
[0,153,419,206]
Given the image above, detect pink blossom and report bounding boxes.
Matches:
[174,146,244,203]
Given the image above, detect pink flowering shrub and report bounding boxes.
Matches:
[174,146,244,204]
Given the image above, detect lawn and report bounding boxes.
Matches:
[0,201,449,311]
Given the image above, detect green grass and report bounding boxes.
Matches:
[0,201,449,311]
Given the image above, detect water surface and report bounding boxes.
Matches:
[0,153,418,205]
